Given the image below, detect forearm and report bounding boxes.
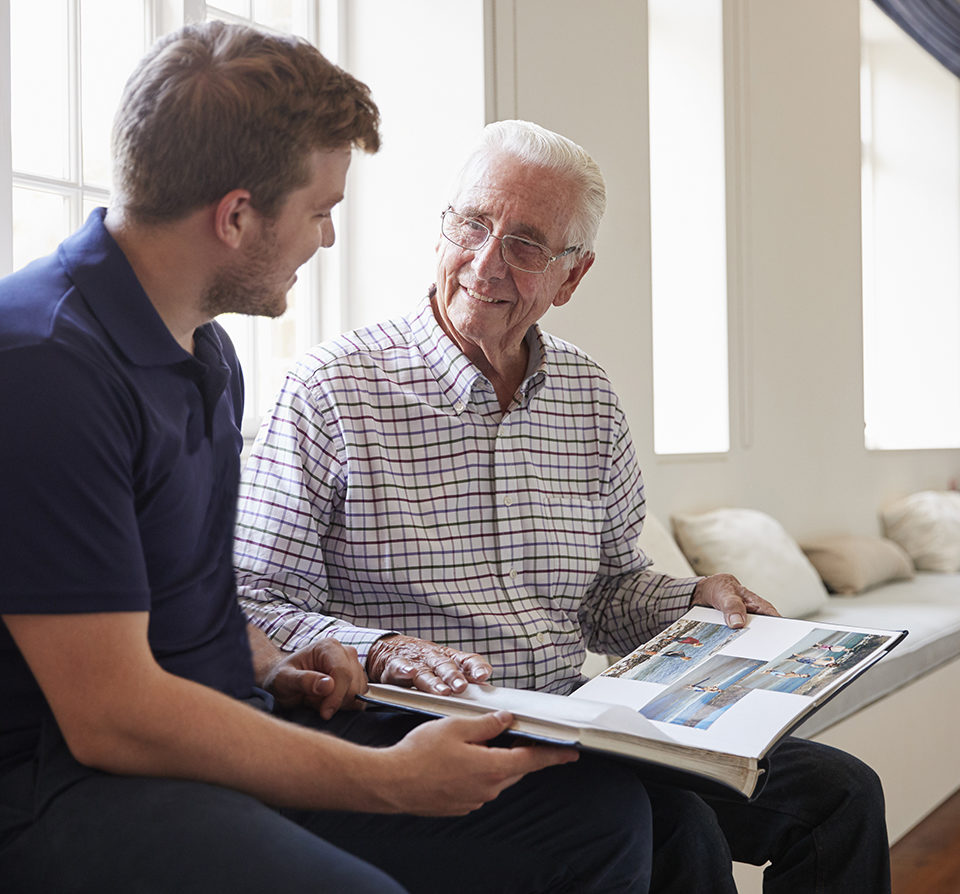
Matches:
[5,612,401,813]
[87,662,403,812]
[584,570,700,653]
[239,591,391,662]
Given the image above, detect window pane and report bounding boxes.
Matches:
[649,0,729,455]
[11,0,71,179]
[82,197,103,222]
[80,0,147,190]
[12,187,71,271]
[208,1,251,18]
[861,1,960,449]
[254,0,310,36]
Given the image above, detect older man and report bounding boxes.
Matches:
[236,120,891,893]
[0,31,655,893]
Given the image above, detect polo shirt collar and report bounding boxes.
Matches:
[58,208,194,368]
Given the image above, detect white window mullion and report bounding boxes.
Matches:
[68,0,83,231]
[0,0,13,275]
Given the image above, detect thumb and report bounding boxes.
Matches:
[281,667,334,697]
[452,710,515,744]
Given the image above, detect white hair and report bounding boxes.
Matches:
[448,119,606,255]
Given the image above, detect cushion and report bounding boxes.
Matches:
[637,511,697,578]
[881,491,960,572]
[671,508,829,619]
[801,534,914,594]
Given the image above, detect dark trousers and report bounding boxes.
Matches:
[647,736,892,894]
[0,708,652,894]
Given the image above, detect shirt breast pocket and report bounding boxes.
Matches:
[532,496,605,603]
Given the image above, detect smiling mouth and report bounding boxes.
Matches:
[465,286,506,304]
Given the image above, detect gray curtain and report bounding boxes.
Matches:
[872,0,960,76]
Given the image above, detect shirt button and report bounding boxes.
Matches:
[503,495,514,506]
[537,632,547,643]
[454,401,465,413]
[509,569,518,579]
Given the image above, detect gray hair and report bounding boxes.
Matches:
[448,119,606,255]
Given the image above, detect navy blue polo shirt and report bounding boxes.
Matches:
[0,209,256,770]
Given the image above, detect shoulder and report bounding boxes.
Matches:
[540,330,622,407]
[289,314,418,390]
[0,252,75,351]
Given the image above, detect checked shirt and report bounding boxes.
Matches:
[234,296,699,695]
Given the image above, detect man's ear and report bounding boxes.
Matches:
[552,252,595,308]
[213,189,255,250]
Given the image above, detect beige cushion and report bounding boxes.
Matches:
[801,534,914,594]
[637,511,696,578]
[672,508,829,619]
[881,491,960,573]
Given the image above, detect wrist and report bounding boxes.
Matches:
[366,633,400,681]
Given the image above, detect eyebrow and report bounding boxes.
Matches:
[315,193,345,212]
[457,205,550,246]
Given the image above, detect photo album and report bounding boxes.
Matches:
[362,606,907,798]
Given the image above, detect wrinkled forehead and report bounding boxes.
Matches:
[451,153,576,244]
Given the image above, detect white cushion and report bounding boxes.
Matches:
[672,508,829,619]
[637,511,696,578]
[882,491,960,573]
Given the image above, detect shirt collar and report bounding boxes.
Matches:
[409,291,485,412]
[410,287,549,412]
[58,208,195,368]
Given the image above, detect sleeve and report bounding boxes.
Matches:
[233,369,393,660]
[0,344,150,613]
[578,406,702,656]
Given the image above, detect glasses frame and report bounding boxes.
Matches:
[440,208,580,274]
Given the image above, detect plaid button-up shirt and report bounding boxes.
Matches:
[234,296,699,695]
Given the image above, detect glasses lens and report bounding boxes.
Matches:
[443,211,488,250]
[502,236,551,273]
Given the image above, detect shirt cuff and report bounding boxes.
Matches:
[319,624,396,666]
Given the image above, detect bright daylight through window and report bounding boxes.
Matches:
[648,0,730,456]
[860,0,960,450]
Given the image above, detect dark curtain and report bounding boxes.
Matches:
[872,0,960,77]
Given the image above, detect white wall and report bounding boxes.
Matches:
[488,0,960,541]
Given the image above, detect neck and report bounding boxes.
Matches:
[430,293,529,412]
[104,207,214,354]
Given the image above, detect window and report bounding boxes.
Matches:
[8,1,147,271]
[3,0,317,438]
[860,0,960,450]
[2,1,486,440]
[648,0,730,455]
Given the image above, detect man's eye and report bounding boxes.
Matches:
[509,238,544,259]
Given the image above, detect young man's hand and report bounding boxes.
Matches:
[379,711,578,815]
[255,631,368,719]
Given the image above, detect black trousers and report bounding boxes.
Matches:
[646,736,892,894]
[0,707,653,894]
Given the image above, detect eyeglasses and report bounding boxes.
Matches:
[440,208,580,274]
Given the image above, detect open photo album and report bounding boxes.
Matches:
[362,606,907,798]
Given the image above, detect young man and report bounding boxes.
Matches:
[0,24,653,893]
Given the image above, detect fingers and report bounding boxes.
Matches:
[388,713,579,816]
[692,573,781,626]
[370,635,493,695]
[314,644,367,719]
[741,588,781,618]
[266,640,368,716]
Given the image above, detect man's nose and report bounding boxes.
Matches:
[320,218,336,249]
[472,233,508,279]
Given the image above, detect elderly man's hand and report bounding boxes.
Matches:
[692,573,780,628]
[367,634,493,695]
[261,638,368,720]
